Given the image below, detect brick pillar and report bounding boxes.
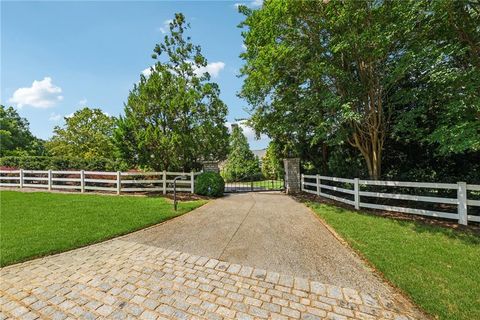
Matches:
[283,158,301,194]
[202,161,220,173]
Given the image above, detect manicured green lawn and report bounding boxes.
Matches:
[0,191,206,267]
[230,180,284,190]
[308,202,480,320]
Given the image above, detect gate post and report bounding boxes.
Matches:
[283,158,301,194]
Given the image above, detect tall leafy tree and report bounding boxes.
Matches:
[115,13,229,171]
[239,0,480,181]
[222,125,261,182]
[239,0,424,179]
[392,0,480,156]
[46,107,115,160]
[0,105,45,156]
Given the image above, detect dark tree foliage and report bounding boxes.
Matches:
[115,13,229,171]
[0,105,45,157]
[238,0,480,182]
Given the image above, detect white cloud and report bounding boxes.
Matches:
[8,77,63,108]
[66,112,75,118]
[194,62,225,78]
[158,19,173,34]
[142,61,225,79]
[142,66,153,77]
[78,98,87,106]
[49,112,62,122]
[234,0,262,9]
[226,120,269,147]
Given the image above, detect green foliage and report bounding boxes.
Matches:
[261,142,284,179]
[0,156,126,171]
[194,172,225,197]
[238,0,480,181]
[0,191,205,266]
[115,13,229,172]
[0,105,45,156]
[221,125,261,182]
[46,107,116,160]
[390,0,480,156]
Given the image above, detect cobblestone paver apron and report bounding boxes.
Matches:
[0,239,426,320]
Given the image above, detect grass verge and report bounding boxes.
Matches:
[0,191,206,267]
[307,202,480,320]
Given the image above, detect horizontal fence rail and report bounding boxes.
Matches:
[301,174,480,225]
[0,169,201,195]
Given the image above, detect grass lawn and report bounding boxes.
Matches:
[227,180,284,190]
[0,191,206,267]
[308,202,480,320]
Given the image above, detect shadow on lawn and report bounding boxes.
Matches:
[305,198,480,246]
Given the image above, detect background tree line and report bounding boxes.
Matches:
[238,0,479,183]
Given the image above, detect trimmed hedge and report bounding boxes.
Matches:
[0,156,126,171]
[194,172,225,197]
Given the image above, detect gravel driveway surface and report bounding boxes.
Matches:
[0,192,427,319]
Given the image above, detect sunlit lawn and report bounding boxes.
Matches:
[308,202,480,320]
[0,191,206,266]
[226,179,283,190]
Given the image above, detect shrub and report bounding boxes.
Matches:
[0,156,127,171]
[195,172,225,197]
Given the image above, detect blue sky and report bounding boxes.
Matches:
[1,0,268,149]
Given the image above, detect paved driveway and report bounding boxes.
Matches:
[0,192,426,319]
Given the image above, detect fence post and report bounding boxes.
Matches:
[354,178,360,210]
[80,170,85,193]
[162,170,166,195]
[316,174,320,196]
[48,170,52,191]
[301,174,304,191]
[457,182,467,225]
[19,169,24,189]
[116,171,121,195]
[190,172,195,194]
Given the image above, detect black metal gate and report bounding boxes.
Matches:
[221,172,285,193]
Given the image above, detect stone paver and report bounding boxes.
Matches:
[125,193,393,297]
[0,238,426,319]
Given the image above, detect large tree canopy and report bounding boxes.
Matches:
[239,0,480,180]
[115,13,229,171]
[46,107,116,160]
[0,105,45,157]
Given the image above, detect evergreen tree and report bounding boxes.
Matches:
[261,141,284,180]
[114,13,229,171]
[222,125,261,182]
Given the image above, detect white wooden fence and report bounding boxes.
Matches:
[0,170,199,194]
[301,174,480,225]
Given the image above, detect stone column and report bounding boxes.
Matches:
[202,161,220,173]
[283,158,301,194]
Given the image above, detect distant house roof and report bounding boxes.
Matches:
[252,148,267,159]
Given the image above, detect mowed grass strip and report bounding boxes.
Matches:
[308,202,480,320]
[0,191,206,267]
